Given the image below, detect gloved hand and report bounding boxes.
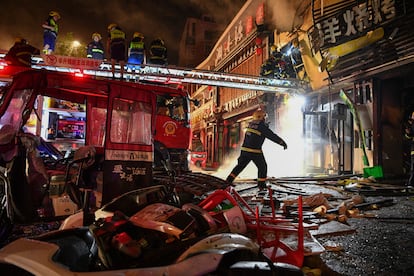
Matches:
[282,142,287,150]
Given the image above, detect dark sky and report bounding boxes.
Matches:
[0,0,245,65]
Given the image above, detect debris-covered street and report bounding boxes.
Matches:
[230,176,414,275]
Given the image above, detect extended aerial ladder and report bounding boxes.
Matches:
[0,54,308,94]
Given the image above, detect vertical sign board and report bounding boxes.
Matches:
[102,83,154,204]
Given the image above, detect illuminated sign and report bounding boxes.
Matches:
[311,0,397,50]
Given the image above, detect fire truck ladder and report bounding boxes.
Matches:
[30,55,308,94]
[0,54,308,94]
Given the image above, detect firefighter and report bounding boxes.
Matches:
[87,32,105,60]
[226,109,288,189]
[149,37,167,65]
[107,23,126,79]
[127,32,146,68]
[42,11,60,54]
[404,111,414,187]
[5,38,40,67]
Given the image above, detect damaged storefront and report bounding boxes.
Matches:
[190,0,414,179]
[305,0,414,177]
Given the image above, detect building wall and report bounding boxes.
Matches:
[189,0,414,178]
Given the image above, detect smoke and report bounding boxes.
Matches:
[268,0,310,32]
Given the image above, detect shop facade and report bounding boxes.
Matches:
[189,0,414,178]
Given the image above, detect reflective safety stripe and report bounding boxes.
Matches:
[241,147,262,153]
[92,49,104,54]
[258,178,267,182]
[246,128,261,136]
[110,29,125,40]
[411,150,414,155]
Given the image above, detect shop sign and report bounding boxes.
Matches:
[215,3,265,66]
[311,0,397,50]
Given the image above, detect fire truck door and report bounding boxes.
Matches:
[101,84,155,204]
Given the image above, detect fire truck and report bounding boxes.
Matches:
[0,55,305,222]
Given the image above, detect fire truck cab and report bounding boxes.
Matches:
[0,69,180,222]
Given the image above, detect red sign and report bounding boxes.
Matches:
[41,54,102,70]
[246,16,253,34]
[256,3,265,26]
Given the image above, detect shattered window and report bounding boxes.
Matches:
[0,88,33,134]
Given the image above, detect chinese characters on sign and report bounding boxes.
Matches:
[112,164,147,182]
[214,3,264,66]
[311,0,396,50]
[42,54,102,69]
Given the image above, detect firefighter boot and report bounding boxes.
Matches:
[258,178,267,190]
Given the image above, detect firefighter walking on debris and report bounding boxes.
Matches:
[107,23,126,79]
[87,33,105,60]
[42,11,60,55]
[226,109,288,189]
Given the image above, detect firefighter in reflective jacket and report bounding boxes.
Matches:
[128,32,146,67]
[42,11,60,54]
[87,32,105,60]
[5,38,40,67]
[107,23,126,79]
[149,38,167,65]
[226,109,287,189]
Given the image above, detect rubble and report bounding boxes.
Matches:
[235,176,414,275]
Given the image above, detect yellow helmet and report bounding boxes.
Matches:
[133,32,144,39]
[107,23,117,31]
[49,11,60,19]
[252,109,267,121]
[92,32,102,40]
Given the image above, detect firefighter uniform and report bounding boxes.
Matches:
[149,38,167,65]
[108,25,126,62]
[128,32,146,66]
[226,110,287,189]
[5,38,40,67]
[42,11,60,54]
[87,33,105,60]
[107,23,126,79]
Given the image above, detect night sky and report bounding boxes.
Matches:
[0,0,245,65]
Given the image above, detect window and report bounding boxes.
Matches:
[110,98,151,145]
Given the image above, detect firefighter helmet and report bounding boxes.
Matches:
[92,32,102,40]
[107,23,117,31]
[15,37,27,44]
[153,38,165,46]
[49,11,60,19]
[253,109,267,121]
[133,32,144,39]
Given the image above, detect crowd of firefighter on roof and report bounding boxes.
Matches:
[5,10,298,82]
[5,11,169,72]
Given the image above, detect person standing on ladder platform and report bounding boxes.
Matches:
[5,38,40,67]
[107,23,126,79]
[42,11,60,55]
[226,109,288,190]
[87,33,105,60]
[149,38,167,66]
[127,32,146,70]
